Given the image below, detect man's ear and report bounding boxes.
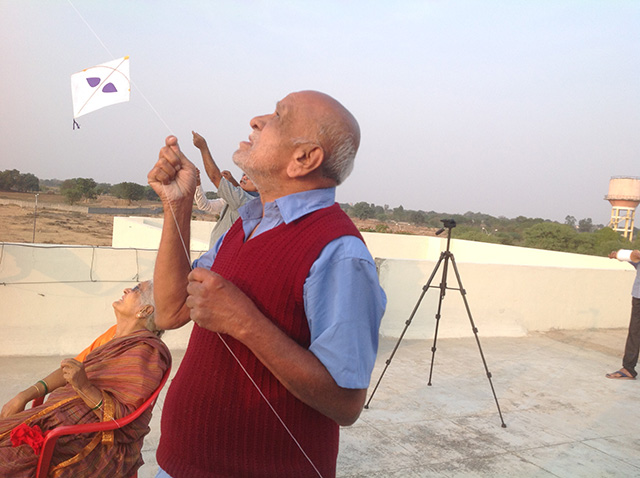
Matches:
[287,144,325,178]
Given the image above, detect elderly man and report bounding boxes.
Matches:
[148,91,386,478]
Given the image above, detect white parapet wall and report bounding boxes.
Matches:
[0,217,636,356]
[0,242,194,356]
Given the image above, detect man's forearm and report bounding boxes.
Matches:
[200,147,223,188]
[238,312,366,426]
[154,202,193,329]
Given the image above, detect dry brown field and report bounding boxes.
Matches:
[0,191,434,246]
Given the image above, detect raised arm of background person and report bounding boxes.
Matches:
[610,250,640,262]
[0,367,66,418]
[192,130,223,188]
[148,135,198,330]
[221,170,240,188]
[186,267,366,426]
[194,184,226,214]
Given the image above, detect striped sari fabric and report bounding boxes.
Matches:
[0,329,171,478]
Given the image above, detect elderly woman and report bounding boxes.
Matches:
[0,281,171,478]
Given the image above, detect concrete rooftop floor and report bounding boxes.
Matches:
[1,328,638,477]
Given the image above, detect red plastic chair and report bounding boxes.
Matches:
[32,366,171,478]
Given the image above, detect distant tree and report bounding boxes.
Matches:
[565,215,577,228]
[352,201,375,219]
[61,186,83,205]
[16,173,40,192]
[0,170,39,192]
[60,178,97,204]
[0,169,21,191]
[409,210,427,224]
[578,218,593,233]
[523,223,580,252]
[144,186,160,201]
[95,182,112,195]
[40,178,62,188]
[591,227,631,256]
[111,182,145,204]
[392,205,406,221]
[455,226,502,244]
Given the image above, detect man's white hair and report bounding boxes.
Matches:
[317,121,358,185]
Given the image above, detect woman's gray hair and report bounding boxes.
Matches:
[139,281,164,338]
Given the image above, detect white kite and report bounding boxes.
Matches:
[70,56,130,129]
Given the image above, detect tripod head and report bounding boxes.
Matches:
[435,219,456,236]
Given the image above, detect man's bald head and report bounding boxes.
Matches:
[288,91,360,185]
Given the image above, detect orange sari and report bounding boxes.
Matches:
[0,330,170,478]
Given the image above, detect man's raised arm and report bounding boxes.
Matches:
[147,135,198,330]
[192,131,223,188]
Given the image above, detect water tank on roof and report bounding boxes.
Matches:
[605,176,640,208]
[605,176,640,241]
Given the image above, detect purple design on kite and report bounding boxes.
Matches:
[102,83,118,93]
[86,77,101,87]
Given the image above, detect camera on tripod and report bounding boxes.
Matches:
[436,218,456,235]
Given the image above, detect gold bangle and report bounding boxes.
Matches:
[31,384,41,397]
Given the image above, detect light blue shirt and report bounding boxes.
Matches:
[193,188,387,389]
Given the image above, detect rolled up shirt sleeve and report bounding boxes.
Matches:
[304,235,387,389]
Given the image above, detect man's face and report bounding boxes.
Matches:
[232,93,307,188]
[239,174,257,193]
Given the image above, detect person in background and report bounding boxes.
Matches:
[192,131,258,248]
[606,249,640,380]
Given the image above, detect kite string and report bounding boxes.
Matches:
[159,189,324,478]
[67,3,323,474]
[66,3,323,474]
[66,0,173,133]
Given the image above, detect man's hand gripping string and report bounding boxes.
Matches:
[148,135,198,206]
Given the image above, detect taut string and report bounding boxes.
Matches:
[67,2,323,474]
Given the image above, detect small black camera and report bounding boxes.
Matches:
[440,219,456,229]
[436,219,456,235]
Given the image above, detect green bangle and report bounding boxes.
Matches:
[38,380,49,395]
[91,398,103,411]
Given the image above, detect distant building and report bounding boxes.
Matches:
[605,176,640,241]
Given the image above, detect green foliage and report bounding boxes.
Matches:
[60,178,97,204]
[0,169,40,192]
[523,223,579,252]
[111,182,145,203]
[96,183,112,195]
[352,201,375,219]
[454,226,502,244]
[144,186,160,201]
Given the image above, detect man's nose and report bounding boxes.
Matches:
[250,114,269,130]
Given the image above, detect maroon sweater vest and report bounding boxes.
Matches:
[157,203,364,478]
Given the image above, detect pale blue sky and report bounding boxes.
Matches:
[1,0,638,224]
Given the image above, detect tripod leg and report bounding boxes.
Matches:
[364,252,445,409]
[449,254,507,428]
[427,251,450,386]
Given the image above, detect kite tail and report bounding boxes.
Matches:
[73,119,80,130]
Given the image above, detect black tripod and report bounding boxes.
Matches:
[365,219,506,428]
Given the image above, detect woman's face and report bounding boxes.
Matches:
[112,282,149,318]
